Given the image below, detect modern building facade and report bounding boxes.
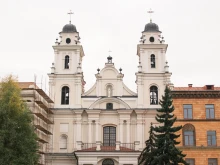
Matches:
[44,18,173,165]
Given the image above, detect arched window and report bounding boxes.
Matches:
[150,54,156,68]
[60,135,67,149]
[106,103,113,110]
[64,55,69,69]
[183,124,196,146]
[102,159,114,165]
[150,86,158,105]
[61,86,69,105]
[103,126,116,146]
[106,85,113,97]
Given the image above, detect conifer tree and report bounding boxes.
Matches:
[0,76,39,164]
[138,123,156,165]
[151,86,188,165]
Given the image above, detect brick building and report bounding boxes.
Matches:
[172,85,220,165]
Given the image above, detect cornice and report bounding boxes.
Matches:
[171,91,220,98]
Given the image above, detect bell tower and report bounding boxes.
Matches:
[136,12,173,108]
[48,13,85,108]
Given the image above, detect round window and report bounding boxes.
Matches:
[66,38,71,44]
[149,37,154,43]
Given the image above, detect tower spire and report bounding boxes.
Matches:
[67,10,74,24]
[147,8,154,22]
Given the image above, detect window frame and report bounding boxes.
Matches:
[185,158,195,165]
[182,124,196,146]
[61,86,69,105]
[150,86,158,105]
[106,103,113,110]
[183,104,193,119]
[103,126,116,146]
[150,54,156,68]
[206,104,215,119]
[60,134,68,149]
[64,55,70,69]
[208,158,218,165]
[207,131,217,146]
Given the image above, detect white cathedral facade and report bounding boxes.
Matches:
[45,18,173,165]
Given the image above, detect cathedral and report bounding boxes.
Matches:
[43,17,172,165]
[18,15,220,165]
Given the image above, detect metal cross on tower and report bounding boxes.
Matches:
[108,50,112,56]
[67,10,74,24]
[147,8,154,22]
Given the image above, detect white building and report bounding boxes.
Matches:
[45,18,172,165]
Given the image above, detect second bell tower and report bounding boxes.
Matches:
[48,19,85,108]
[136,19,172,108]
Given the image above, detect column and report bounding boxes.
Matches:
[95,120,100,141]
[119,120,123,143]
[88,121,92,143]
[126,121,130,143]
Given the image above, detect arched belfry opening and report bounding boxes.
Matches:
[150,54,155,68]
[64,55,69,69]
[150,86,158,105]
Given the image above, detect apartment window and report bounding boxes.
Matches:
[206,104,215,119]
[150,54,156,68]
[185,158,195,165]
[183,104,193,119]
[183,124,195,146]
[208,158,218,165]
[150,86,158,105]
[207,131,216,146]
[61,86,69,105]
[60,135,67,149]
[103,126,116,146]
[102,159,114,165]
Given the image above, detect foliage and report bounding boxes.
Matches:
[152,86,188,165]
[138,123,157,165]
[0,75,39,165]
[139,86,188,165]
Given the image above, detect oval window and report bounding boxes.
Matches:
[66,38,71,44]
[149,37,154,42]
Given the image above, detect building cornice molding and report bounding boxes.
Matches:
[171,91,220,98]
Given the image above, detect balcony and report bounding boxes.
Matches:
[77,141,139,152]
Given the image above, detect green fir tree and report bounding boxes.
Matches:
[152,86,188,165]
[138,123,157,165]
[0,76,39,164]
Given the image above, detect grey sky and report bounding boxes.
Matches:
[0,0,220,92]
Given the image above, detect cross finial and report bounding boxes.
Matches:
[108,50,112,56]
[67,10,74,24]
[147,8,154,22]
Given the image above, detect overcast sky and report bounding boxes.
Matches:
[0,0,220,93]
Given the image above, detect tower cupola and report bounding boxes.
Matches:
[143,21,161,33]
[62,23,78,33]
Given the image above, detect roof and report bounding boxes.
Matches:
[173,87,220,91]
[62,23,77,33]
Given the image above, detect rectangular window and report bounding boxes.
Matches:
[207,131,216,146]
[185,158,195,165]
[183,104,193,119]
[208,158,218,165]
[206,104,215,119]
